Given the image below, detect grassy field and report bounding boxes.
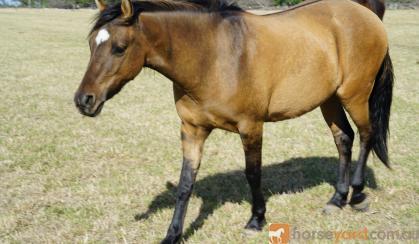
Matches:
[0,8,418,243]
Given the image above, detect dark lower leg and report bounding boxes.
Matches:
[245,166,266,230]
[162,124,210,244]
[240,125,266,231]
[320,98,354,210]
[328,132,353,208]
[350,139,371,207]
[339,100,373,210]
[162,159,196,244]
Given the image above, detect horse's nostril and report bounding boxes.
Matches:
[80,94,95,107]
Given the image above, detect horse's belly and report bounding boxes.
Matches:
[267,99,322,122]
[267,77,337,122]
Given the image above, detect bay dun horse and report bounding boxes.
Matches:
[74,0,394,242]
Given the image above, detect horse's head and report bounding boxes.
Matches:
[74,0,149,117]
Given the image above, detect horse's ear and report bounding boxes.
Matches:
[95,0,107,12]
[121,0,133,19]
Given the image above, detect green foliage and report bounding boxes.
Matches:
[273,0,302,6]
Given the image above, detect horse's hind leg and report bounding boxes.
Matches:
[340,99,373,211]
[320,96,354,214]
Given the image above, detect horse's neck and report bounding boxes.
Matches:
[141,12,214,92]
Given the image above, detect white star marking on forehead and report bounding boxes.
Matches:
[95,29,110,46]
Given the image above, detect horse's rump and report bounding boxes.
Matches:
[241,0,388,121]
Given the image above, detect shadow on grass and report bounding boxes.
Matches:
[135,157,377,240]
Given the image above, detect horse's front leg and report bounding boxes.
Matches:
[161,122,211,244]
[239,122,266,231]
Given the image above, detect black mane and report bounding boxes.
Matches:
[91,0,242,33]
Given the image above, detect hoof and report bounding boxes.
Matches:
[322,204,342,215]
[350,193,369,212]
[245,216,265,231]
[350,198,370,212]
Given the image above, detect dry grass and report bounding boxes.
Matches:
[0,8,418,243]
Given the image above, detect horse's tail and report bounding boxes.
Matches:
[369,50,394,168]
[371,0,386,20]
[354,0,386,20]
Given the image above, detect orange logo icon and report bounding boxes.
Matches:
[269,223,290,244]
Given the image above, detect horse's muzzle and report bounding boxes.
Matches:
[74,92,104,117]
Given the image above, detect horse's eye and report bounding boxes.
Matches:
[112,45,126,56]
